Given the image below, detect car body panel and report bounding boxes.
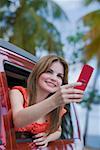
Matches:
[0,39,83,150]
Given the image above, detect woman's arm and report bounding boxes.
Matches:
[9,82,83,127]
[9,89,59,127]
[47,126,61,142]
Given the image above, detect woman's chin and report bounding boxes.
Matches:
[45,87,57,93]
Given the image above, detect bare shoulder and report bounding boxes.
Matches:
[9,88,23,96]
[9,89,24,113]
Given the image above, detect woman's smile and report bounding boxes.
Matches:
[37,61,64,94]
[45,80,56,87]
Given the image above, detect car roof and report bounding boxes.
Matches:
[0,39,38,63]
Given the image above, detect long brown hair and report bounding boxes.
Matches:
[27,55,68,133]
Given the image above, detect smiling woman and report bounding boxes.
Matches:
[0,40,85,150]
[9,55,84,149]
[37,61,64,96]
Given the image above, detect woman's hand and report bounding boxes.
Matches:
[33,132,48,148]
[54,82,84,106]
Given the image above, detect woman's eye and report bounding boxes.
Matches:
[46,69,53,73]
[57,75,63,80]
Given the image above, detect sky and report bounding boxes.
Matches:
[52,0,100,92]
[53,0,100,87]
[52,2,100,145]
[53,0,100,22]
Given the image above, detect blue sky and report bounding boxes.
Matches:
[53,0,100,22]
[52,2,100,146]
[53,0,100,87]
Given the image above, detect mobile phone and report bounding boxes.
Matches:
[75,64,94,91]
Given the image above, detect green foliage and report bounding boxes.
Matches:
[83,10,100,63]
[67,27,85,64]
[67,31,83,45]
[67,10,100,109]
[84,0,100,5]
[81,9,100,108]
[0,0,68,56]
[80,89,100,109]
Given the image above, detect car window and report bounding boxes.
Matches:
[4,62,30,88]
[4,61,32,143]
[3,62,75,144]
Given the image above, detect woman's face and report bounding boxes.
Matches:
[37,61,64,94]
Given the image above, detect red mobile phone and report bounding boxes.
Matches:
[75,64,94,91]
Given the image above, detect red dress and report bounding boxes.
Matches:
[12,86,66,149]
[12,86,50,135]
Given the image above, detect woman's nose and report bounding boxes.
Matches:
[51,74,57,81]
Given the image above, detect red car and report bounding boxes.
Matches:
[0,39,83,150]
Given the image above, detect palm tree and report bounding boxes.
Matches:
[82,8,100,146]
[0,0,68,56]
[66,5,100,146]
[83,10,100,63]
[83,0,100,5]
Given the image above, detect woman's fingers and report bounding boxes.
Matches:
[62,96,83,103]
[34,132,46,138]
[65,93,83,99]
[55,82,84,105]
[33,133,48,148]
[35,140,46,146]
[33,136,46,143]
[58,84,84,104]
[63,82,82,89]
[61,88,83,94]
[70,98,82,102]
[33,132,48,147]
[38,143,48,148]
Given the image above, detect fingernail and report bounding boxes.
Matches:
[78,82,82,85]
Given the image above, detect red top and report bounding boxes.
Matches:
[12,86,66,134]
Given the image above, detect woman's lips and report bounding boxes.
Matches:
[45,81,56,87]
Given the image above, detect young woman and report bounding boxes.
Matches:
[9,55,83,148]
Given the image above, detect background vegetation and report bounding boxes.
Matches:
[0,0,100,148]
[0,0,68,56]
